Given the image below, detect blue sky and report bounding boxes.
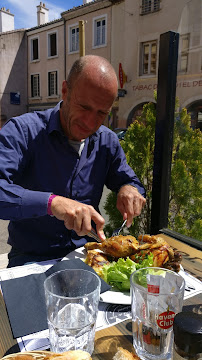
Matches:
[1,0,83,30]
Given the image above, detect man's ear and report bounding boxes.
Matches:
[61,80,68,100]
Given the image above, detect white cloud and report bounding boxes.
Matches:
[46,1,66,22]
[5,0,40,28]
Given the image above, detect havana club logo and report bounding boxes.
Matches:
[156,310,175,329]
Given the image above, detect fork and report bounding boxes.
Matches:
[87,219,127,242]
[112,219,127,236]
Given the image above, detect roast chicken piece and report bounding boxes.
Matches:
[137,234,174,258]
[161,250,182,272]
[131,245,170,267]
[130,234,181,272]
[84,235,139,258]
[85,250,111,277]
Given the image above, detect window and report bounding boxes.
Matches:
[140,41,157,75]
[198,111,202,125]
[31,37,39,61]
[141,0,160,14]
[31,74,40,97]
[69,25,79,53]
[93,15,107,48]
[179,34,189,72]
[48,71,58,96]
[48,32,57,57]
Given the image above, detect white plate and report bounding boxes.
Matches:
[63,247,186,305]
[63,246,131,305]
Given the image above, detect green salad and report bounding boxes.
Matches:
[101,253,154,291]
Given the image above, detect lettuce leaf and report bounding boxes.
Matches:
[133,267,166,289]
[101,253,154,291]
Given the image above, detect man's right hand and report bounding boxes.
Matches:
[51,196,106,241]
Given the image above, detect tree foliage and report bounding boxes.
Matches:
[104,95,202,241]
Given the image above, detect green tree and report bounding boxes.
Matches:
[104,96,202,241]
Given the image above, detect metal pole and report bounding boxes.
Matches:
[79,20,85,57]
[150,31,179,235]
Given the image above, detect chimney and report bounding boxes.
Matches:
[37,2,49,26]
[0,7,14,32]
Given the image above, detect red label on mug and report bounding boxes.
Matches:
[147,284,160,293]
[156,311,175,329]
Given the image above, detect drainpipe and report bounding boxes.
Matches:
[64,19,66,80]
[79,20,85,57]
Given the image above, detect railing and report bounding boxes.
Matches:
[160,228,202,250]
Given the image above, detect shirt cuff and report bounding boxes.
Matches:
[21,189,52,218]
[118,184,138,192]
[118,183,146,197]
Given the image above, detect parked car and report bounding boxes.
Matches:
[113,128,127,140]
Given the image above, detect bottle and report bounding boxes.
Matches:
[173,312,202,360]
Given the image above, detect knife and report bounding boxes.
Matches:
[87,229,103,243]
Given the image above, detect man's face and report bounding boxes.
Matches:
[60,74,117,141]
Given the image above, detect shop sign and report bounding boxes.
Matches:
[119,63,127,89]
[133,79,202,91]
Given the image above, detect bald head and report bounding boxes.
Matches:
[60,55,118,141]
[67,55,118,95]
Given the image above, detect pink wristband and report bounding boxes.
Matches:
[47,194,57,216]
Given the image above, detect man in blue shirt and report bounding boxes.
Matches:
[0,55,146,267]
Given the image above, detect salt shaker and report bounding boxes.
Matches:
[173,312,202,360]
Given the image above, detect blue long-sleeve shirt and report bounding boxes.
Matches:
[0,102,145,256]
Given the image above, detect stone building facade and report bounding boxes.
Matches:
[0,0,201,130]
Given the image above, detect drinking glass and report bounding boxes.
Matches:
[44,269,101,354]
[130,267,185,360]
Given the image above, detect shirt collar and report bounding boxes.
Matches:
[47,101,64,135]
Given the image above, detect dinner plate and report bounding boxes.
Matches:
[63,247,185,306]
[63,246,131,305]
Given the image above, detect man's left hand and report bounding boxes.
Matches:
[116,185,146,227]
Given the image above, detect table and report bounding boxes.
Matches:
[161,234,202,281]
[93,294,202,360]
[0,235,201,359]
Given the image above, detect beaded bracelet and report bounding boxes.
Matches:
[47,194,57,216]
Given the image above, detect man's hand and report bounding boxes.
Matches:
[116,185,146,227]
[51,196,106,240]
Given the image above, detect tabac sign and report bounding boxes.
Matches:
[132,79,202,91]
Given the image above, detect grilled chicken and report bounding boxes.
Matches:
[130,234,181,271]
[85,234,182,273]
[162,250,182,272]
[131,245,170,267]
[85,250,111,277]
[84,235,139,258]
[138,235,174,257]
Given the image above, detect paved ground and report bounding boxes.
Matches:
[0,220,10,254]
[0,187,111,255]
